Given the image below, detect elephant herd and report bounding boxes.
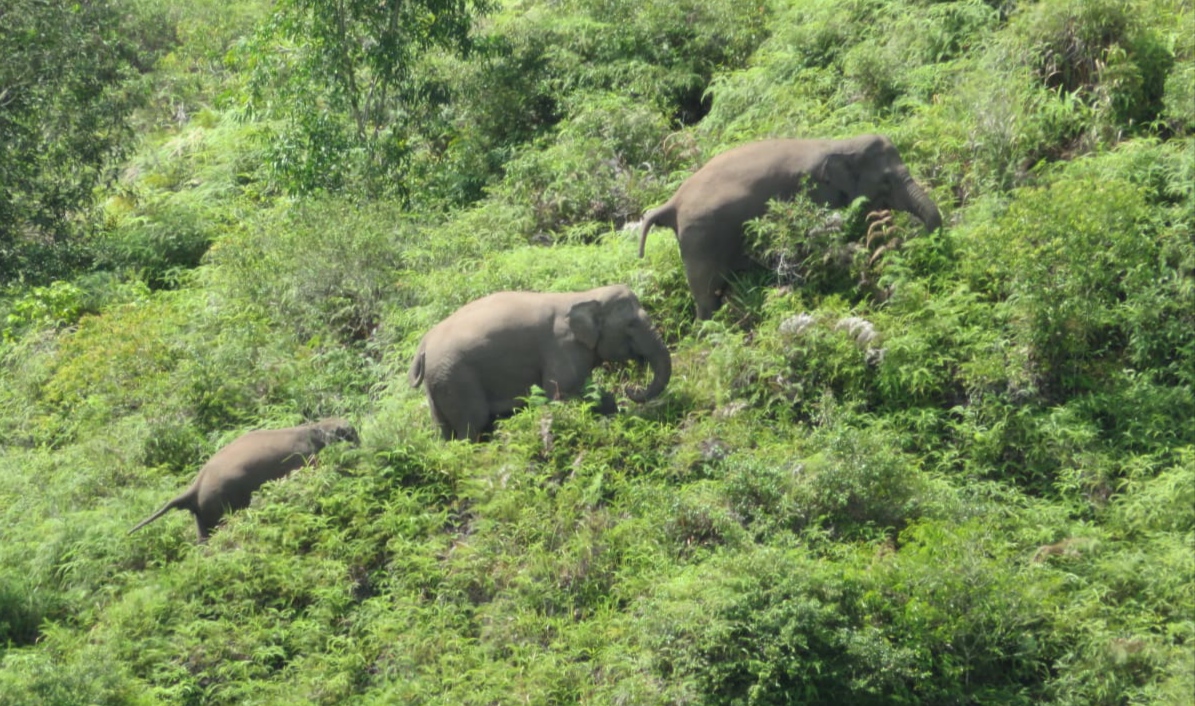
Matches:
[131,134,942,542]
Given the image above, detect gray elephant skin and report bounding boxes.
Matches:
[638,134,943,319]
[128,418,359,542]
[408,285,671,441]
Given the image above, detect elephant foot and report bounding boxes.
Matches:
[592,392,618,415]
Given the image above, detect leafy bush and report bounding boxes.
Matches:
[0,574,47,647]
[236,0,493,197]
[495,92,680,238]
[791,424,942,537]
[0,647,147,706]
[842,0,1001,113]
[203,199,411,347]
[635,547,874,704]
[1,282,89,342]
[701,0,998,141]
[874,519,1063,704]
[1107,447,1195,535]
[125,0,271,133]
[94,198,217,289]
[1042,529,1195,705]
[750,300,877,421]
[403,0,770,211]
[634,520,1059,706]
[957,169,1158,395]
[1004,0,1173,139]
[744,192,882,298]
[38,295,193,444]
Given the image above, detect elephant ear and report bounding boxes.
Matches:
[567,300,602,349]
[814,152,857,205]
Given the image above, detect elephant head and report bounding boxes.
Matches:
[567,291,671,403]
[311,417,360,446]
[871,162,942,233]
[821,135,942,233]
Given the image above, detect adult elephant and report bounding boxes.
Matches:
[408,285,671,441]
[638,134,942,319]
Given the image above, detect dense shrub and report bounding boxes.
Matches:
[1004,0,1174,138]
[957,161,1183,396]
[494,92,681,238]
[93,199,217,290]
[38,295,193,444]
[202,199,411,347]
[634,519,1061,705]
[404,0,770,211]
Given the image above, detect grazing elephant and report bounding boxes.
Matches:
[408,285,671,441]
[128,418,359,542]
[638,134,942,319]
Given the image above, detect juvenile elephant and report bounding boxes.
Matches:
[638,134,942,319]
[408,285,671,441]
[128,418,359,542]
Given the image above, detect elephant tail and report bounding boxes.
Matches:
[638,204,676,258]
[128,485,197,535]
[408,343,426,388]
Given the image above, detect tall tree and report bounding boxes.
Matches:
[0,0,141,282]
[243,0,492,196]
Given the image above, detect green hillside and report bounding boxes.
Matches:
[1,0,1192,703]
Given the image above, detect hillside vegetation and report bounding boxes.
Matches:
[1,0,1193,703]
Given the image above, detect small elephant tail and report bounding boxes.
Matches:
[638,204,676,258]
[408,345,426,388]
[127,488,194,535]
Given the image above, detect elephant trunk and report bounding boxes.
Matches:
[900,174,942,233]
[626,323,671,403]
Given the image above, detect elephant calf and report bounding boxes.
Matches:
[408,285,671,441]
[129,418,359,542]
[639,134,942,319]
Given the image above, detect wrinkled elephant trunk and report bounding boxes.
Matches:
[627,324,671,403]
[901,174,942,233]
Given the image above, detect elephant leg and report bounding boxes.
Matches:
[680,223,749,320]
[459,410,493,442]
[428,398,455,441]
[427,375,492,442]
[195,510,220,543]
[452,389,494,442]
[683,257,726,321]
[593,390,618,415]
